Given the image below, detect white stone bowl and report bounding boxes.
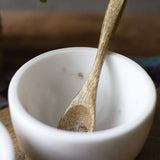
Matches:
[0,122,15,160]
[8,47,156,160]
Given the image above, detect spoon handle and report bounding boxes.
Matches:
[98,0,127,56]
[57,0,127,132]
[77,0,127,105]
[92,0,127,79]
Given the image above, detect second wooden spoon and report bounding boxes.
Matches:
[57,0,127,132]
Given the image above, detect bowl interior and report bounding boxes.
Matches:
[17,48,154,131]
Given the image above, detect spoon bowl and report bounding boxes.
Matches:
[58,105,93,132]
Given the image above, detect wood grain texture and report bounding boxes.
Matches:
[1,12,160,72]
[58,0,127,132]
[0,108,26,160]
[0,88,159,159]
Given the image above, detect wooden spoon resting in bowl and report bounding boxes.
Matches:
[57,0,127,132]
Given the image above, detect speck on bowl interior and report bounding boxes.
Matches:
[8,47,156,160]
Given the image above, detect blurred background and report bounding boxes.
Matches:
[1,0,160,13]
[0,0,160,72]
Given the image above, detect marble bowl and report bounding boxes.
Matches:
[8,47,156,160]
[0,122,15,160]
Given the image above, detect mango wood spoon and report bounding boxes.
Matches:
[57,0,127,132]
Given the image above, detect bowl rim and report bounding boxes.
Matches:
[8,47,157,142]
[0,122,15,160]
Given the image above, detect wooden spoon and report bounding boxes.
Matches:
[57,0,127,132]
